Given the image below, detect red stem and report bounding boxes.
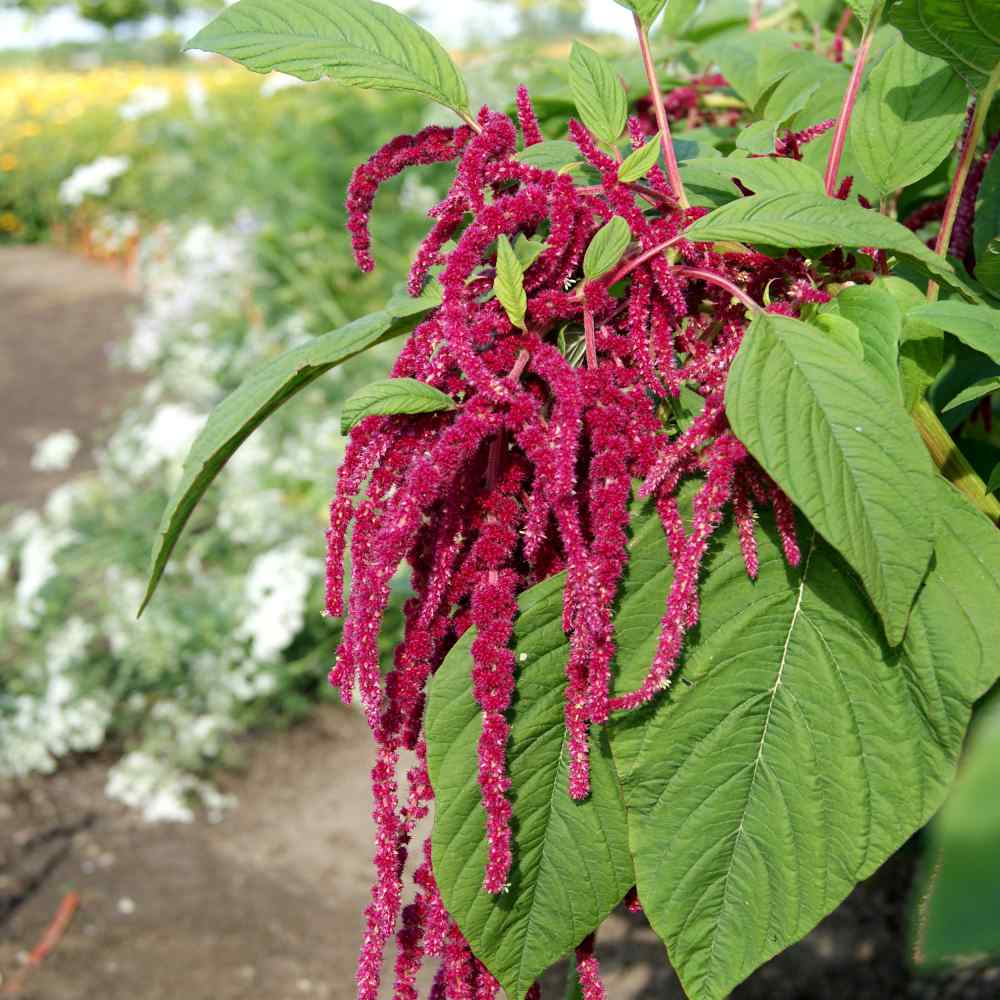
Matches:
[673,266,760,312]
[634,14,688,209]
[584,307,598,369]
[604,235,682,287]
[823,11,879,196]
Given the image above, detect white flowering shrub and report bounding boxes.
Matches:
[0,216,409,818]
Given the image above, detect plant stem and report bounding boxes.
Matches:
[913,399,1000,523]
[634,14,689,210]
[605,234,682,286]
[673,266,761,312]
[458,109,483,134]
[926,66,1000,300]
[823,5,881,196]
[584,307,598,368]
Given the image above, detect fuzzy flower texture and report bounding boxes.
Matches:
[327,85,845,999]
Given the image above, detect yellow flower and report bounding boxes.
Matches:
[0,153,17,171]
[18,122,41,139]
[0,212,22,233]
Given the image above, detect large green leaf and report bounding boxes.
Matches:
[823,283,903,398]
[680,155,825,196]
[339,377,455,435]
[910,300,1000,363]
[849,37,969,197]
[725,312,935,644]
[140,304,429,614]
[426,576,634,1000]
[568,41,628,145]
[186,0,470,115]
[610,478,1000,1000]
[912,701,1000,967]
[683,191,968,293]
[888,0,1000,92]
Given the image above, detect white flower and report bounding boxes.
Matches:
[239,545,320,661]
[260,72,308,97]
[13,513,73,627]
[31,429,80,472]
[119,85,171,121]
[105,752,235,824]
[58,156,131,207]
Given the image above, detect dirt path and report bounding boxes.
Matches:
[0,246,141,508]
[2,246,998,1000]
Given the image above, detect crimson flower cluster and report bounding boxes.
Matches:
[326,84,837,999]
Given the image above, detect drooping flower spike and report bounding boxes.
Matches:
[331,81,825,998]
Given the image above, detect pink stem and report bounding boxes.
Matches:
[634,14,688,209]
[823,10,879,196]
[584,307,598,369]
[673,266,760,312]
[604,235,682,287]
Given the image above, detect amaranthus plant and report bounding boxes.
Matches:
[141,0,1000,996]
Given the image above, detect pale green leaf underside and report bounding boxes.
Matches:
[849,38,968,196]
[610,479,1000,1000]
[910,300,1000,364]
[725,313,935,644]
[583,216,632,280]
[186,0,470,114]
[140,302,431,614]
[888,0,1000,92]
[683,191,968,293]
[515,140,585,174]
[339,377,454,434]
[426,576,634,1000]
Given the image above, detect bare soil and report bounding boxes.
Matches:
[2,246,998,1000]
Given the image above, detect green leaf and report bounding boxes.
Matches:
[847,0,882,25]
[140,305,429,615]
[735,119,779,154]
[909,300,1000,364]
[888,0,1000,92]
[583,216,632,281]
[942,375,1000,411]
[494,235,528,330]
[725,312,936,643]
[813,313,864,358]
[513,234,548,271]
[683,191,968,293]
[976,235,1000,295]
[799,0,839,25]
[825,283,904,398]
[990,462,1000,494]
[849,37,969,197]
[874,275,945,408]
[682,155,825,195]
[610,477,1000,1000]
[618,136,661,183]
[185,0,470,115]
[612,0,668,26]
[515,140,586,175]
[974,152,1000,266]
[912,700,1000,966]
[426,577,634,1000]
[339,377,454,435]
[569,41,628,145]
